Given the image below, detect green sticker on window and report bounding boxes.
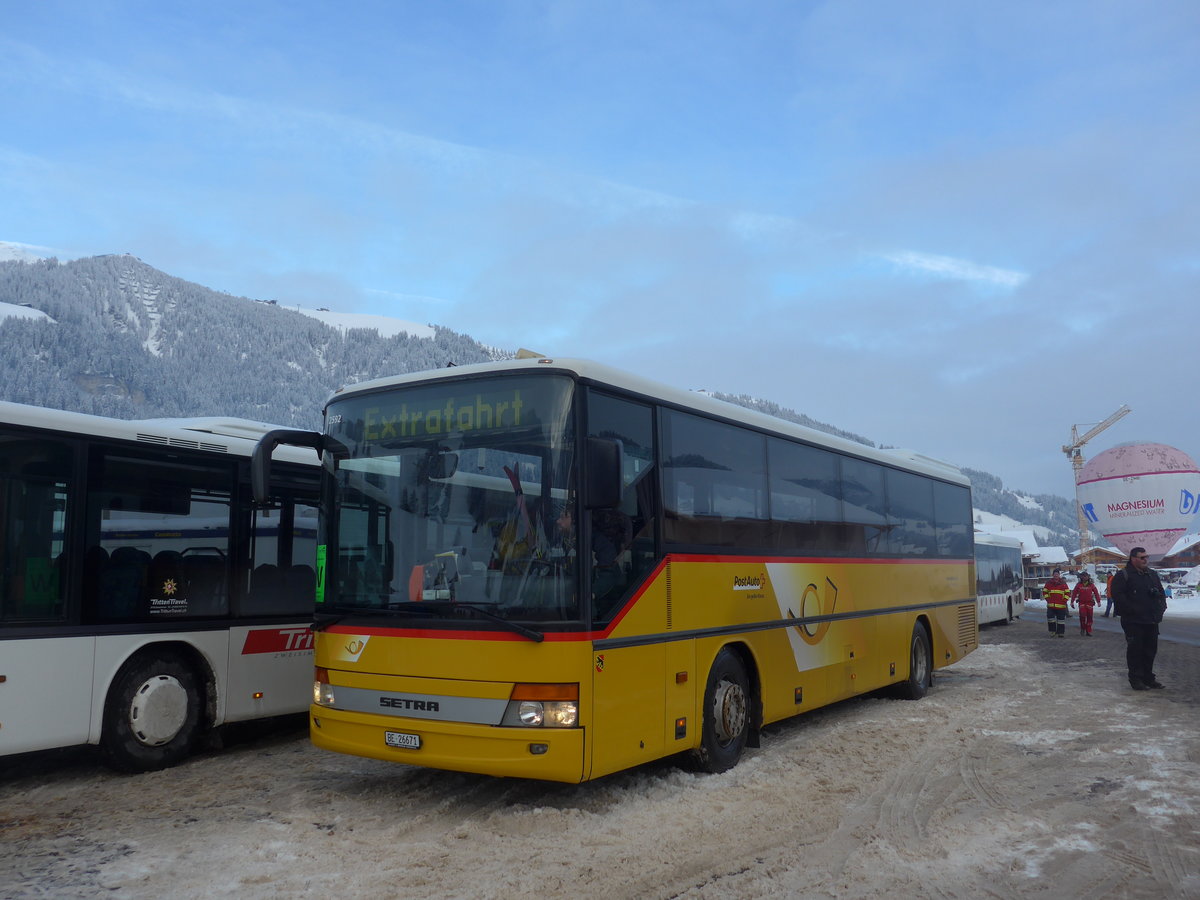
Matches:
[315,544,326,604]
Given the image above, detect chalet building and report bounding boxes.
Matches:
[1024,546,1070,599]
[1158,537,1200,569]
[1072,546,1126,567]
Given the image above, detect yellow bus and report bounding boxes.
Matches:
[254,357,977,782]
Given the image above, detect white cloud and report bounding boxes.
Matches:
[0,240,57,261]
[883,251,1028,287]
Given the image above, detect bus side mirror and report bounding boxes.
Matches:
[252,429,326,505]
[584,437,622,509]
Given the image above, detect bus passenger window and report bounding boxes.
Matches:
[886,469,937,557]
[587,392,657,624]
[841,458,888,554]
[85,451,233,622]
[934,482,972,558]
[0,436,72,623]
[662,409,768,549]
[244,498,318,616]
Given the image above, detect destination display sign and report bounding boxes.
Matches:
[356,389,525,441]
[328,376,571,446]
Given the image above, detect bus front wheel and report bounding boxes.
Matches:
[892,623,932,701]
[692,648,750,773]
[101,653,203,772]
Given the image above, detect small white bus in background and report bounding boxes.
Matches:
[0,401,320,771]
[974,532,1024,625]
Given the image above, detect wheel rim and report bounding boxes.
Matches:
[128,674,189,746]
[711,677,748,746]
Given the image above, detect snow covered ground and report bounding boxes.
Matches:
[3,624,1198,899]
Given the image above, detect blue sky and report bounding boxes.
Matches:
[3,0,1198,499]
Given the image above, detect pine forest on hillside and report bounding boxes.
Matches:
[0,255,496,428]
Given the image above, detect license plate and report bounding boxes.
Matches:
[385,731,421,750]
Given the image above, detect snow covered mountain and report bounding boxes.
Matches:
[0,248,1079,545]
[0,253,500,428]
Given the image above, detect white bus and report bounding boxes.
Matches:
[974,532,1024,625]
[0,401,320,771]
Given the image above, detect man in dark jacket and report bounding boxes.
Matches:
[1110,547,1168,690]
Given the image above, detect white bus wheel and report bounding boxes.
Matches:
[101,654,203,772]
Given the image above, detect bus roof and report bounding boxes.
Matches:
[328,356,969,486]
[0,400,320,465]
[974,531,1025,550]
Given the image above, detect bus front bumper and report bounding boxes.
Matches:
[309,705,586,783]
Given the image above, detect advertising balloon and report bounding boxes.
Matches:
[1077,442,1200,558]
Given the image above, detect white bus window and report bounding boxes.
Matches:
[244,498,319,616]
[85,452,233,622]
[0,436,72,622]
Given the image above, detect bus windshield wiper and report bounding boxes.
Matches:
[386,600,544,642]
[311,612,346,631]
[451,603,544,643]
[327,601,544,642]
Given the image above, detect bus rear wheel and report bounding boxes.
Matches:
[692,648,750,773]
[892,623,932,701]
[101,653,203,772]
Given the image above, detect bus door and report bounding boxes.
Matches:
[226,494,320,720]
[582,391,666,779]
[0,434,95,754]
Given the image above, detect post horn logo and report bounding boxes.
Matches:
[345,639,365,655]
[788,578,838,646]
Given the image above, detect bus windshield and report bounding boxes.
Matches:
[323,375,579,623]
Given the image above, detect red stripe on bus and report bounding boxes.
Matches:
[241,627,314,654]
[668,553,972,566]
[322,624,592,641]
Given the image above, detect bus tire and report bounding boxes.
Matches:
[892,623,932,701]
[692,648,750,774]
[101,653,203,772]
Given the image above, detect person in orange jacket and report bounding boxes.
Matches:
[1071,572,1101,636]
[1043,568,1070,637]
[1103,571,1117,617]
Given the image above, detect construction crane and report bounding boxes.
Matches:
[1064,404,1131,563]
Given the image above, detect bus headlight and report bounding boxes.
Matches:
[517,700,578,728]
[314,667,335,706]
[314,682,336,706]
[503,683,579,728]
